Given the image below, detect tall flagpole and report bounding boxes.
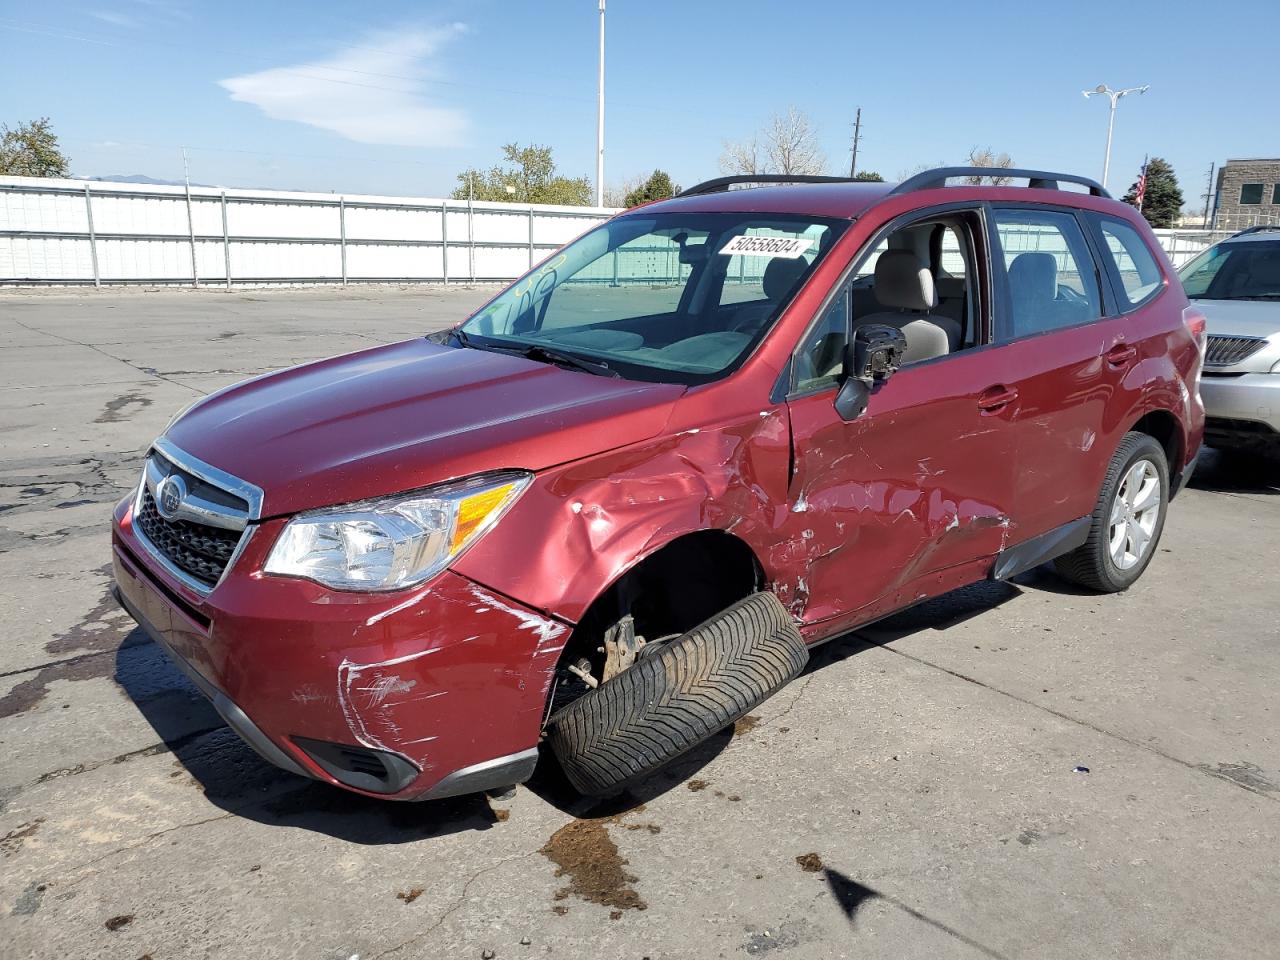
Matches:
[596,0,606,207]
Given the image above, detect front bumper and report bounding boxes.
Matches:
[1200,373,1280,441]
[111,496,568,800]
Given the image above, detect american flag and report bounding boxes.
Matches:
[1134,156,1149,211]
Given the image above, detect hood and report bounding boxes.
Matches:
[1193,298,1280,339]
[166,339,685,517]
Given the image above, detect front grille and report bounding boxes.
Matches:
[1205,335,1266,367]
[136,487,243,587]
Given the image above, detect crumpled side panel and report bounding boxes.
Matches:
[453,406,796,624]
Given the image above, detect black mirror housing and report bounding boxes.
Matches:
[834,324,907,422]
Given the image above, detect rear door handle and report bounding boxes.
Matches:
[1106,343,1137,366]
[977,384,1018,413]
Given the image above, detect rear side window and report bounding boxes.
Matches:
[993,209,1101,338]
[1094,217,1165,308]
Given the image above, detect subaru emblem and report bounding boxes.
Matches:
[155,474,188,521]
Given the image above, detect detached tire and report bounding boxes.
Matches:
[1054,431,1170,593]
[548,592,808,796]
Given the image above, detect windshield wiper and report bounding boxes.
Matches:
[518,344,621,378]
[447,328,619,377]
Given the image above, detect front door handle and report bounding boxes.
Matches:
[977,384,1018,413]
[1106,342,1137,366]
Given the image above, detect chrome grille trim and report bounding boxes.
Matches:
[1204,335,1267,368]
[132,438,265,595]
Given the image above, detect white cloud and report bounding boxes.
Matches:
[90,10,137,27]
[218,26,467,149]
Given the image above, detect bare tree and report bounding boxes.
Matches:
[963,146,1015,185]
[764,107,826,176]
[604,173,647,207]
[895,160,948,181]
[719,135,764,176]
[719,107,827,178]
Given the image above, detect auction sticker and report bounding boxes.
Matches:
[719,234,812,259]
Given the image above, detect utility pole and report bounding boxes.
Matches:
[848,107,862,177]
[1202,162,1215,229]
[596,0,606,207]
[1082,83,1149,190]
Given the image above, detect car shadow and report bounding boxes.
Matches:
[118,576,1028,831]
[522,726,737,818]
[532,578,1029,819]
[1189,445,1280,495]
[115,632,504,844]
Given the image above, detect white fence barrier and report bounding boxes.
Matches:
[0,175,1249,286]
[0,176,615,286]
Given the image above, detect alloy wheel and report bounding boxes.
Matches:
[1108,458,1161,570]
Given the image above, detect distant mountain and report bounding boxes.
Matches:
[85,174,216,187]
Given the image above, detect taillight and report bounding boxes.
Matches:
[1183,305,1207,353]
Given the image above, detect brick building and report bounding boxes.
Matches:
[1213,158,1280,231]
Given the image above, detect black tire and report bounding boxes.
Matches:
[1054,432,1170,593]
[547,592,808,796]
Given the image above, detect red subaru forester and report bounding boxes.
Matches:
[112,168,1205,800]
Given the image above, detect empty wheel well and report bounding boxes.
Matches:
[543,531,764,721]
[1129,410,1183,476]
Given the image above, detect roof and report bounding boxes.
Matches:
[1223,226,1280,244]
[634,181,896,220]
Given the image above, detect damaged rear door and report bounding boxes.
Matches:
[781,207,1018,629]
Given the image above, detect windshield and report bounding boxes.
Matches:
[1180,238,1280,300]
[456,212,847,384]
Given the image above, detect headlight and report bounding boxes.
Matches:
[264,472,531,591]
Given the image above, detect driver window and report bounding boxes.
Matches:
[993,209,1101,338]
[793,213,982,393]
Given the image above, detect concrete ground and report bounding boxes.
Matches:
[1,287,1278,960]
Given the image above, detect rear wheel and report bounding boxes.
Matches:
[1054,432,1169,592]
[547,592,808,796]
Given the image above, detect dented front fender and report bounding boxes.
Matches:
[453,399,796,624]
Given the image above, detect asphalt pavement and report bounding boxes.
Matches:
[1,286,1277,960]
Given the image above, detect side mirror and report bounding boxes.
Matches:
[833,323,907,421]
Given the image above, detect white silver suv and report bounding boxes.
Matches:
[1179,227,1280,454]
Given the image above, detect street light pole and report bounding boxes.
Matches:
[1082,83,1149,190]
[596,0,606,207]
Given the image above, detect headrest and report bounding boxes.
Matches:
[763,256,810,301]
[873,250,937,311]
[1008,252,1058,302]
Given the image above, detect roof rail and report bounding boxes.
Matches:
[890,167,1111,199]
[1230,225,1280,238]
[677,174,862,197]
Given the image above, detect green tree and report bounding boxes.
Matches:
[623,169,680,207]
[1123,157,1183,229]
[852,171,884,182]
[452,143,591,206]
[0,118,70,177]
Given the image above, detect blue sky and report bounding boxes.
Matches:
[3,0,1277,207]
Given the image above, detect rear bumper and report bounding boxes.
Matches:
[1200,373,1280,439]
[111,495,565,801]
